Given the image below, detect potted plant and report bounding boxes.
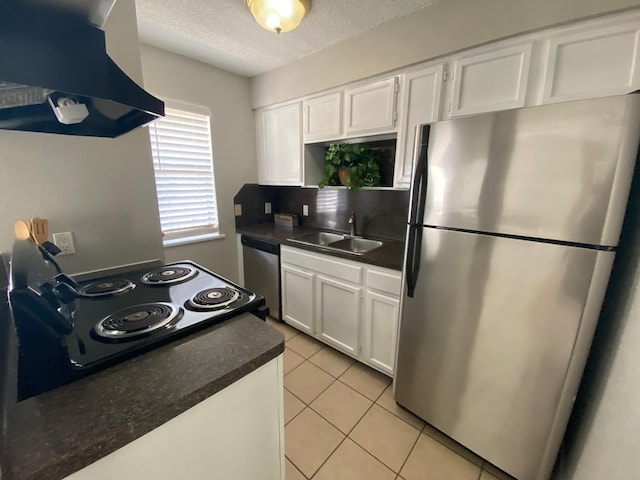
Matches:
[318,143,381,191]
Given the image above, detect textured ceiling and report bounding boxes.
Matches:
[135,0,438,77]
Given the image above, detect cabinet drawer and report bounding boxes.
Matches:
[282,247,362,284]
[366,267,401,296]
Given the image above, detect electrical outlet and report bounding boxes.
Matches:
[265,202,272,214]
[303,204,309,216]
[234,204,242,216]
[52,232,76,255]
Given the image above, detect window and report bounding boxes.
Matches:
[148,100,220,246]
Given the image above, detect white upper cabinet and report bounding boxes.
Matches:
[303,91,342,142]
[394,64,444,189]
[345,77,399,136]
[449,43,532,117]
[256,102,303,186]
[541,20,640,104]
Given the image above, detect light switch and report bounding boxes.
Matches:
[303,205,309,216]
[234,204,242,216]
[265,202,272,214]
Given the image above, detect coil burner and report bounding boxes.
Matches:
[93,302,183,340]
[186,287,240,311]
[141,265,198,285]
[77,279,135,297]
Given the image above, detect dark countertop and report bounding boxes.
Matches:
[237,223,405,271]
[4,313,284,480]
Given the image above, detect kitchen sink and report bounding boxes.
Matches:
[288,232,387,255]
[288,232,345,246]
[327,237,384,254]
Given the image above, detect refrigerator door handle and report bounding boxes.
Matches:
[408,126,430,226]
[405,225,423,298]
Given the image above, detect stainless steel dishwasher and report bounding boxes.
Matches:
[241,235,281,320]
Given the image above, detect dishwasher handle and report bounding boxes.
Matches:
[241,235,280,255]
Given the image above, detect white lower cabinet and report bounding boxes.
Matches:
[316,274,361,356]
[281,264,315,334]
[364,291,399,375]
[65,357,285,480]
[281,246,401,376]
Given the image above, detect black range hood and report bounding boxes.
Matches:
[0,2,164,138]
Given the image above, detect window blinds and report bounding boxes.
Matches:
[148,102,219,242]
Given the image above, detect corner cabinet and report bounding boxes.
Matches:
[281,246,401,376]
[256,101,303,186]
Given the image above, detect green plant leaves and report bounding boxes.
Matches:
[319,143,381,191]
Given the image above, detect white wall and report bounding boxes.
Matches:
[554,194,640,479]
[570,276,640,478]
[251,0,640,108]
[0,0,164,274]
[139,44,256,282]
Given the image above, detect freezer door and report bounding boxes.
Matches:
[422,94,640,246]
[394,228,613,480]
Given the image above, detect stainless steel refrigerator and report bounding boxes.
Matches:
[394,94,640,480]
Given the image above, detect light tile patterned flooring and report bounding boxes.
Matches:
[266,318,515,480]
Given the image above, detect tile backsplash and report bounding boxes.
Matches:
[234,184,409,241]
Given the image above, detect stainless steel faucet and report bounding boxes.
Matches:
[348,212,357,237]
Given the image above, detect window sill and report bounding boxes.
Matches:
[163,232,226,248]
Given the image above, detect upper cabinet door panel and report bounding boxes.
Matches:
[394,65,444,189]
[256,102,302,186]
[345,77,398,136]
[542,23,640,104]
[303,92,342,142]
[451,43,532,117]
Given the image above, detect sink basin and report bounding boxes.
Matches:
[288,231,388,255]
[328,237,384,254]
[289,232,345,247]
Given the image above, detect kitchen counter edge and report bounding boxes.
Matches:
[237,223,405,271]
[4,313,284,480]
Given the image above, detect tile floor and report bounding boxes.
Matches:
[266,318,515,480]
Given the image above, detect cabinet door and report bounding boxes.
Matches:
[344,77,398,136]
[256,103,302,186]
[394,65,444,189]
[316,274,361,356]
[450,43,532,117]
[303,92,342,142]
[281,264,315,333]
[363,291,399,376]
[541,22,640,104]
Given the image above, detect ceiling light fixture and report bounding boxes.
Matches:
[245,0,311,34]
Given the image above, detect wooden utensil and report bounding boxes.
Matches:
[14,220,35,242]
[29,217,48,245]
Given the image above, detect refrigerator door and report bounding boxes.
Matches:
[394,228,614,480]
[421,94,640,246]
